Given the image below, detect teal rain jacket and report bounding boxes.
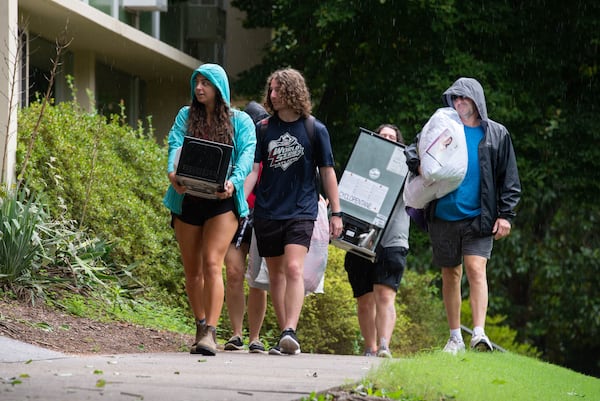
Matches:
[162,63,256,217]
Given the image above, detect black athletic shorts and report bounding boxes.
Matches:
[253,218,314,258]
[171,195,236,227]
[344,246,408,298]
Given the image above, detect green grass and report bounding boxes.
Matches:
[349,351,600,401]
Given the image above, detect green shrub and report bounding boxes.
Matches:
[298,246,359,354]
[17,99,186,308]
[0,187,132,302]
[395,269,448,354]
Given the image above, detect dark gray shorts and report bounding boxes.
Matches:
[428,216,493,267]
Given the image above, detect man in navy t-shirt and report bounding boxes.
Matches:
[246,68,343,355]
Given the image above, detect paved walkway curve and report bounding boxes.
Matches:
[0,336,383,401]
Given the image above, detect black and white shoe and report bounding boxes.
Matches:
[279,328,301,355]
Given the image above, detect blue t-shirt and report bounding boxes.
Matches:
[435,125,484,221]
[254,115,335,220]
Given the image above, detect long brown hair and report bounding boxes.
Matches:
[263,68,312,118]
[187,91,233,145]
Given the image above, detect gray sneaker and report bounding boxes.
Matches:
[443,336,466,355]
[249,340,266,354]
[376,346,392,358]
[470,333,494,352]
[268,345,283,355]
[224,335,244,351]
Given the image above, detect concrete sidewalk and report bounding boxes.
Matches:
[0,336,383,401]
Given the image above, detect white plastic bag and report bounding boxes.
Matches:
[404,107,467,208]
[302,197,329,294]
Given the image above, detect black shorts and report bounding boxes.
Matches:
[253,218,314,258]
[171,195,236,227]
[344,246,408,298]
[428,216,493,267]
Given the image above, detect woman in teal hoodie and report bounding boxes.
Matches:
[163,64,256,356]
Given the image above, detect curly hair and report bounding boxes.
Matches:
[375,123,404,145]
[263,68,312,118]
[187,89,233,145]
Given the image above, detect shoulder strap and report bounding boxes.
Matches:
[304,115,316,149]
[258,116,270,144]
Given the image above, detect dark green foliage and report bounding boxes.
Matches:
[232,0,600,375]
[16,100,186,308]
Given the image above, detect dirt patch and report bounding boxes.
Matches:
[0,299,192,355]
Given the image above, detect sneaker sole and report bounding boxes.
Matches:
[268,348,283,356]
[249,348,266,354]
[279,336,301,355]
[224,344,245,351]
[249,344,266,354]
[472,341,493,352]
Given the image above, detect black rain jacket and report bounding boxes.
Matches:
[404,78,521,235]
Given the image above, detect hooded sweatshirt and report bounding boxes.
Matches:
[162,63,256,217]
[405,77,521,235]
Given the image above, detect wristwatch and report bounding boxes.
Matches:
[331,211,343,217]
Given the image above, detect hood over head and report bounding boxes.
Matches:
[190,63,230,106]
[442,77,488,121]
[244,101,269,123]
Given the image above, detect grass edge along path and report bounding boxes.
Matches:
[362,351,599,401]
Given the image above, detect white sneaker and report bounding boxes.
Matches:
[443,336,465,355]
[470,333,494,351]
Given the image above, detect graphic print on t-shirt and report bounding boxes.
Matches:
[267,133,305,171]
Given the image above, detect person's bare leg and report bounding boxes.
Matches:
[201,212,238,327]
[463,255,488,329]
[224,243,248,338]
[280,244,307,330]
[356,293,376,353]
[247,287,267,343]
[265,255,286,329]
[442,264,463,331]
[174,219,205,322]
[373,284,397,347]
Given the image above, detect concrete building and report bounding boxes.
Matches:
[0,0,270,188]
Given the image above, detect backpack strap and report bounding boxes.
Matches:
[304,115,316,149]
[258,116,270,141]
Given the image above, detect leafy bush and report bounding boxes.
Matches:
[0,188,130,302]
[298,246,359,354]
[17,98,186,308]
[295,246,447,356]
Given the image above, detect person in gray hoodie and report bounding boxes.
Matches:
[163,64,256,356]
[405,77,521,354]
